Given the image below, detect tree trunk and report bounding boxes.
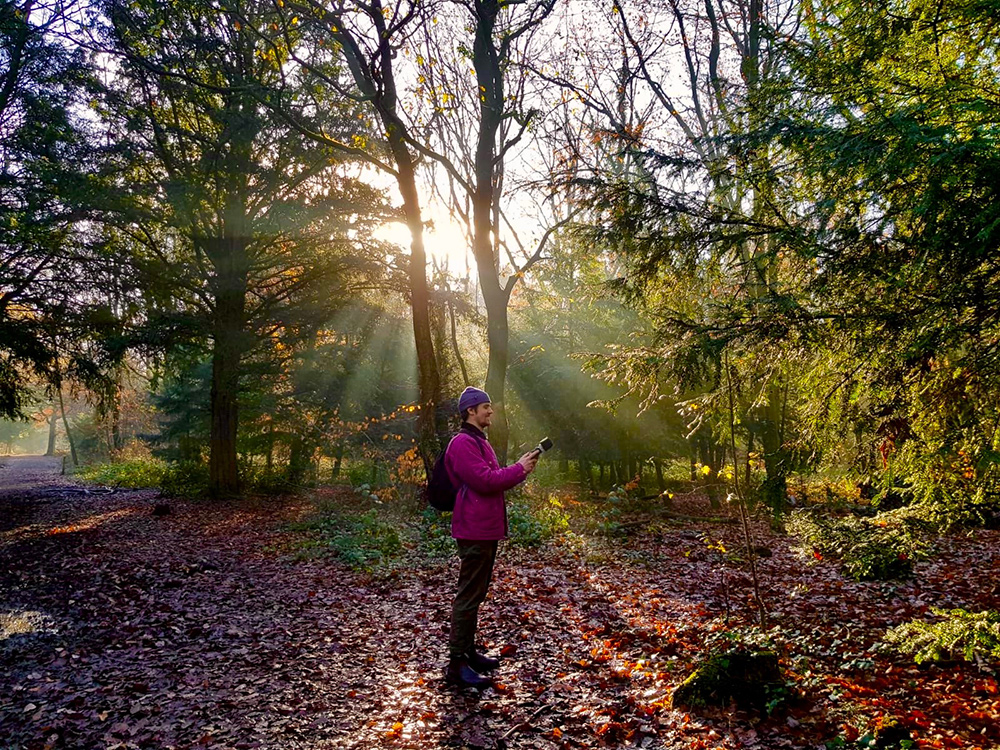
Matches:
[209,327,241,496]
[207,234,248,498]
[448,299,470,387]
[759,382,788,515]
[288,436,309,485]
[392,148,446,467]
[110,370,123,453]
[313,10,448,473]
[45,411,58,456]
[697,432,720,509]
[471,1,512,464]
[654,458,666,493]
[331,440,344,480]
[481,272,510,463]
[265,422,274,476]
[579,457,596,495]
[56,380,77,467]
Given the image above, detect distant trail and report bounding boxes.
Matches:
[0,454,75,500]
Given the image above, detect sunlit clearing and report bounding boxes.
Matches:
[0,609,58,642]
[2,508,139,543]
[45,509,138,536]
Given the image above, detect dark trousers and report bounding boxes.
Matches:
[448,539,499,659]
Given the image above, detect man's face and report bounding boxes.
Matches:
[469,402,493,429]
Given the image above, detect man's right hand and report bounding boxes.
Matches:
[517,451,539,475]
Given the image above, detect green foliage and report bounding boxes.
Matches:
[787,508,930,581]
[159,461,210,498]
[704,624,785,654]
[0,418,33,451]
[417,495,570,557]
[885,608,1000,665]
[291,509,402,571]
[673,626,791,714]
[346,460,391,489]
[78,458,167,488]
[594,497,625,537]
[78,458,209,497]
[765,0,1000,526]
[507,495,570,547]
[418,507,455,559]
[0,2,98,419]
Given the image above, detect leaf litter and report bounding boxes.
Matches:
[2,485,999,749]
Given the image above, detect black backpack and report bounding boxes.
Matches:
[426,431,487,512]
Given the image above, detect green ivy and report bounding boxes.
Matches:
[418,507,455,559]
[290,509,402,570]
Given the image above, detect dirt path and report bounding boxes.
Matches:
[0,454,75,500]
[3,468,999,749]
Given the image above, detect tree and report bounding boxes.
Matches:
[408,0,561,462]
[537,0,805,511]
[0,417,31,454]
[97,0,385,495]
[0,0,95,418]
[755,0,1000,517]
[259,0,448,468]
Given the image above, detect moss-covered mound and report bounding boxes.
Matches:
[871,717,911,749]
[671,650,781,711]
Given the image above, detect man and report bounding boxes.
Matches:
[444,386,538,688]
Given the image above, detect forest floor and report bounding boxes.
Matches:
[2,455,1000,750]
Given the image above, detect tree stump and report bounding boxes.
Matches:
[671,650,781,711]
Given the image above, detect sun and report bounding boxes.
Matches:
[375,204,472,274]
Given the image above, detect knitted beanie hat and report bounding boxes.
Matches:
[458,386,491,414]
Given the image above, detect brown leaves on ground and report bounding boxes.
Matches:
[2,482,1000,750]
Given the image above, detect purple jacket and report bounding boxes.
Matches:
[445,425,526,540]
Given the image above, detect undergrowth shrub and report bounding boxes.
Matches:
[417,497,571,555]
[419,507,455,558]
[788,507,930,581]
[884,608,1000,665]
[507,495,570,547]
[160,461,210,498]
[79,458,209,497]
[345,459,391,488]
[672,626,787,713]
[290,509,402,570]
[78,458,167,488]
